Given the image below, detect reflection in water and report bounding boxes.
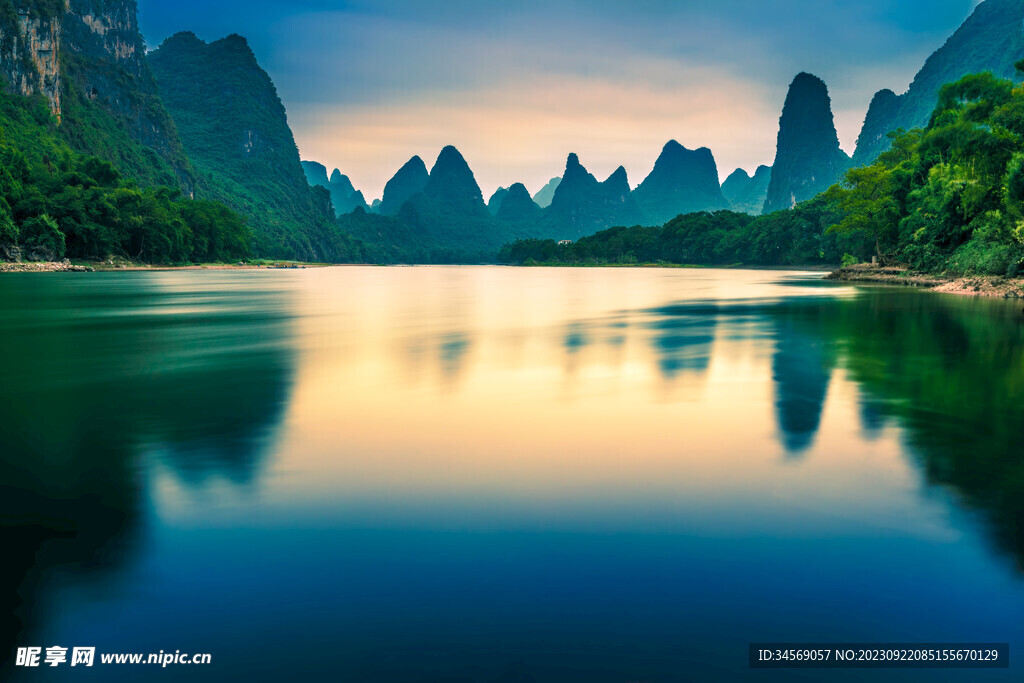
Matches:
[770,313,834,455]
[858,394,890,440]
[778,292,1024,568]
[439,332,471,380]
[0,273,294,678]
[649,314,717,378]
[1,267,1022,682]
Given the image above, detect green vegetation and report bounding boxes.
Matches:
[504,70,1024,275]
[58,52,189,191]
[499,200,857,267]
[0,85,251,263]
[149,33,368,263]
[854,0,1024,164]
[773,291,1024,563]
[827,70,1024,275]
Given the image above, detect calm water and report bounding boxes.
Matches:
[1,266,1022,682]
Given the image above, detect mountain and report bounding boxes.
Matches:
[149,32,357,261]
[763,73,850,214]
[0,0,194,192]
[487,187,509,215]
[632,140,729,224]
[532,177,561,208]
[301,161,369,216]
[855,0,1024,164]
[721,165,772,215]
[496,183,542,223]
[379,155,429,215]
[394,145,519,253]
[545,154,644,239]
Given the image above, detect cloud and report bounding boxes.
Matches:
[138,0,979,198]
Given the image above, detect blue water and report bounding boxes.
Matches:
[1,266,1021,681]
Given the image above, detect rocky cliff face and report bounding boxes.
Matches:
[64,0,193,191]
[632,140,729,224]
[0,0,193,192]
[763,73,850,214]
[854,0,1024,164]
[0,2,64,118]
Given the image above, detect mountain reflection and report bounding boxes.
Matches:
[770,308,834,455]
[0,273,295,675]
[764,291,1024,569]
[646,289,1024,569]
[649,314,717,378]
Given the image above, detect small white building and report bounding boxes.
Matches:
[558,240,573,246]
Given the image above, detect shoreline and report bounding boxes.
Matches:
[826,264,1024,298]
[4,260,1023,299]
[0,259,333,273]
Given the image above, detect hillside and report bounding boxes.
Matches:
[633,140,729,224]
[854,0,1024,164]
[149,32,361,261]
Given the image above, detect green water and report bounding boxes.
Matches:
[1,266,1021,681]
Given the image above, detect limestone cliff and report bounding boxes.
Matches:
[0,0,193,192]
[0,1,66,118]
[763,73,850,214]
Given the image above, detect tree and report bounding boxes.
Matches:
[825,164,900,261]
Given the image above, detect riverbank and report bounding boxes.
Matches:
[0,259,329,273]
[826,264,1024,298]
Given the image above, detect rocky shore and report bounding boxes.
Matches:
[0,259,95,273]
[826,264,1024,298]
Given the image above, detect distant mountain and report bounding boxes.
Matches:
[763,73,850,214]
[379,156,429,216]
[633,140,729,224]
[532,177,561,208]
[487,187,509,216]
[150,32,358,261]
[721,166,772,215]
[496,183,542,223]
[301,161,369,216]
[395,146,520,252]
[546,154,644,239]
[855,0,1024,164]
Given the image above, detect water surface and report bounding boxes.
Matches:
[1,266,1022,681]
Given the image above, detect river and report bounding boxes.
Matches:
[1,266,1021,681]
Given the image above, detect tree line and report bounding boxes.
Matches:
[502,69,1024,276]
[1,88,250,264]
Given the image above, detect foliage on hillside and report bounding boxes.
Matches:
[149,32,366,262]
[854,0,1024,164]
[498,202,862,267]
[827,70,1024,275]
[504,71,1024,275]
[0,86,251,263]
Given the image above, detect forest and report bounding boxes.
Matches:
[0,87,251,264]
[502,70,1024,276]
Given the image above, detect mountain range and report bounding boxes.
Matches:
[302,161,369,216]
[2,0,1022,264]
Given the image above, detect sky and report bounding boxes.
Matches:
[137,0,982,202]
